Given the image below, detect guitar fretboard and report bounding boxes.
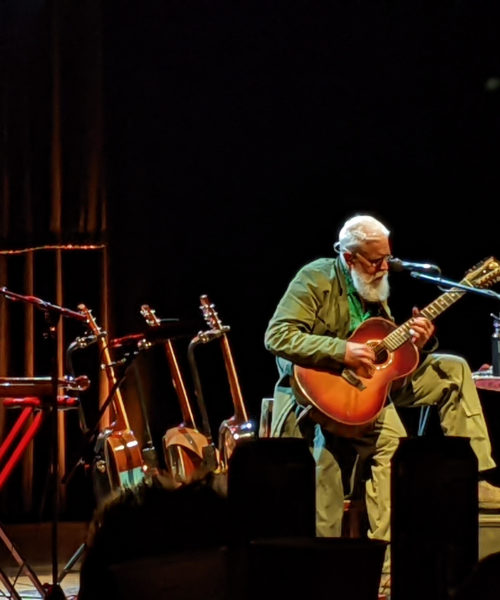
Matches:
[140,304,197,429]
[376,281,470,355]
[200,295,249,423]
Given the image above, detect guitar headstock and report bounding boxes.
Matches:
[200,295,224,331]
[78,303,101,337]
[140,304,161,327]
[464,257,500,289]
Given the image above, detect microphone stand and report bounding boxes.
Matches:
[410,272,500,301]
[61,349,141,488]
[0,287,86,600]
[57,349,140,586]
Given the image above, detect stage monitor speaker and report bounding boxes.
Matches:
[227,438,316,540]
[101,538,388,600]
[106,549,228,600]
[391,436,478,600]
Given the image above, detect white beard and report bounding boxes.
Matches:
[351,268,390,303]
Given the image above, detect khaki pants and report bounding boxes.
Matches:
[279,353,494,547]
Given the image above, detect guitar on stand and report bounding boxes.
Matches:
[140,304,216,485]
[199,295,255,471]
[78,304,145,497]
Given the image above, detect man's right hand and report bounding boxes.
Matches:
[344,341,376,378]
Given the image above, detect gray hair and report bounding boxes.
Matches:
[334,215,390,253]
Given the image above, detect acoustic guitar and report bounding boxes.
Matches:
[199,295,255,470]
[78,304,145,490]
[140,304,214,485]
[293,256,500,437]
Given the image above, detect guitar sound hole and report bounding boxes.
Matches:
[373,348,389,365]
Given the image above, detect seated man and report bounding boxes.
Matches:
[264,213,500,583]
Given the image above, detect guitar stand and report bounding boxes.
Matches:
[0,395,79,598]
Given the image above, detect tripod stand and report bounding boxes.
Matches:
[0,395,49,599]
[0,394,81,598]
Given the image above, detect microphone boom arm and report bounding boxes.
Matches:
[411,271,500,301]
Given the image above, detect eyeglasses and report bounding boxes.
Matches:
[354,252,393,270]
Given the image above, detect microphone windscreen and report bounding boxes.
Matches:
[387,258,405,272]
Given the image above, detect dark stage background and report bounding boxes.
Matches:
[103,0,500,438]
[1,0,500,520]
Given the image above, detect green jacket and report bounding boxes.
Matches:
[264,257,392,435]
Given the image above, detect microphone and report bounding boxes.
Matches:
[388,258,441,274]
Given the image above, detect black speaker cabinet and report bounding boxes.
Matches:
[229,536,387,600]
[227,438,316,540]
[391,436,478,600]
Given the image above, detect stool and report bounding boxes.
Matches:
[259,397,368,538]
[343,405,439,538]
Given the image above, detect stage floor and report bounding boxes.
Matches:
[0,567,79,599]
[0,522,86,599]
[1,515,500,599]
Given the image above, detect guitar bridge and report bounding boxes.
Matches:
[341,368,367,391]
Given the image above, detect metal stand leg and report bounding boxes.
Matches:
[418,405,431,437]
[0,566,23,600]
[0,521,47,597]
[0,396,80,598]
[57,542,86,584]
[0,407,47,597]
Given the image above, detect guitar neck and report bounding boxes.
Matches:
[140,304,198,428]
[163,339,198,428]
[381,280,468,353]
[79,304,130,432]
[219,333,249,423]
[199,295,249,423]
[99,336,131,432]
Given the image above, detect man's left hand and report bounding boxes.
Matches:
[409,306,435,349]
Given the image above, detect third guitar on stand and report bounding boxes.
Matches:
[199,295,255,470]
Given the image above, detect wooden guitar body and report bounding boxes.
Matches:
[292,257,500,437]
[218,416,256,470]
[104,429,146,489]
[162,426,213,486]
[294,317,419,435]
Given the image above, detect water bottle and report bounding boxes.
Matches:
[491,314,500,376]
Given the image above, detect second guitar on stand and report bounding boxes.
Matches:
[140,304,216,485]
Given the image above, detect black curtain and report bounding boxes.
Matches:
[1,0,500,520]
